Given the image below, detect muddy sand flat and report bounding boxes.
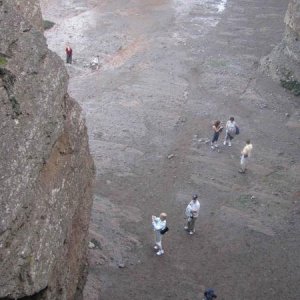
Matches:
[41,0,300,299]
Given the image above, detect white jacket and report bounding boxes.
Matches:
[185,200,200,218]
[152,217,166,231]
[226,120,237,135]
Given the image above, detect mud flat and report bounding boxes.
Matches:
[41,0,300,299]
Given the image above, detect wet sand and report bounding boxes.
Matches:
[41,0,300,299]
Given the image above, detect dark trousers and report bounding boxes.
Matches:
[187,217,197,232]
[66,54,72,64]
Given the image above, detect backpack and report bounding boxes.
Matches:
[228,122,236,135]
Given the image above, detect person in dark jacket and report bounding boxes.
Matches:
[66,46,72,64]
[203,288,217,300]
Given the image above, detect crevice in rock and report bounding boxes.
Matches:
[0,67,22,117]
[0,286,48,300]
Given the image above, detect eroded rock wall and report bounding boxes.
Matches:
[261,0,300,92]
[0,1,94,299]
[10,0,44,31]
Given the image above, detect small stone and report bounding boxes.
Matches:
[251,195,256,200]
[88,242,95,249]
[285,113,290,117]
[118,263,125,268]
[167,154,175,159]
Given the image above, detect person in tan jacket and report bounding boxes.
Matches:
[239,140,253,173]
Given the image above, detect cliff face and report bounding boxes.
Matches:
[0,1,94,299]
[261,0,300,94]
[10,0,44,31]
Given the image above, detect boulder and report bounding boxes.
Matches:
[261,0,300,95]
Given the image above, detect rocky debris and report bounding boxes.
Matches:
[90,238,102,249]
[261,0,300,95]
[11,0,44,31]
[0,1,94,299]
[118,262,126,268]
[89,242,96,249]
[167,153,175,159]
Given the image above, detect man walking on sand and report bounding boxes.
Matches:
[184,194,200,235]
[239,139,253,173]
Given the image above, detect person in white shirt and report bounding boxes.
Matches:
[184,194,200,235]
[91,55,100,69]
[239,139,253,173]
[223,116,238,147]
[152,213,167,256]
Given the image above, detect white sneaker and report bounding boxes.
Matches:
[184,226,188,230]
[156,250,164,256]
[211,145,215,150]
[228,141,231,147]
[214,144,219,148]
[223,141,226,145]
[154,245,159,250]
[189,231,194,235]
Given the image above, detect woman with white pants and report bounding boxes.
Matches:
[152,213,167,256]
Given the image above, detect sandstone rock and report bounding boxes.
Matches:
[0,1,94,299]
[261,0,300,95]
[11,0,44,31]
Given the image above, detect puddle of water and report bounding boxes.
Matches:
[217,0,227,12]
[173,0,227,17]
[172,0,227,41]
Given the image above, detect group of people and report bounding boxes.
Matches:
[211,116,253,173]
[150,117,253,298]
[65,46,101,70]
[151,195,216,299]
[151,194,200,256]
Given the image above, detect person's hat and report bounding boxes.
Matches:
[192,194,198,200]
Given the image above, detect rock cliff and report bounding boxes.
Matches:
[0,1,94,299]
[261,0,300,95]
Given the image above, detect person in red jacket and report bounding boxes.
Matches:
[66,46,72,64]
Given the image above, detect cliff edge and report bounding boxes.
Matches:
[261,0,300,95]
[0,1,94,299]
